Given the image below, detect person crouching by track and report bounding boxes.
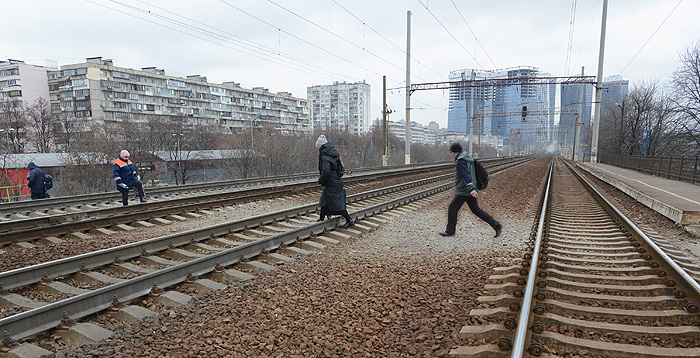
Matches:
[315,134,354,229]
[113,150,146,206]
[439,143,501,238]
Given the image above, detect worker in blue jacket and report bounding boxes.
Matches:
[113,150,146,206]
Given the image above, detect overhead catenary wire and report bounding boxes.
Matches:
[449,0,496,68]
[266,0,407,74]
[618,0,684,76]
[417,0,484,69]
[218,0,422,89]
[86,0,453,128]
[565,0,578,75]
[571,1,601,73]
[91,0,356,84]
[413,16,459,74]
[123,0,357,81]
[329,0,444,79]
[537,1,599,72]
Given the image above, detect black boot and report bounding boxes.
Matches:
[494,223,502,238]
[340,219,354,229]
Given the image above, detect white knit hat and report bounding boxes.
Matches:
[120,150,130,158]
[315,135,328,148]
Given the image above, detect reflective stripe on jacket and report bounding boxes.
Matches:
[113,156,138,192]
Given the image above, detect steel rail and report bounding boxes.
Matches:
[0,161,462,216]
[0,173,451,290]
[510,159,552,357]
[0,157,530,245]
[565,160,700,303]
[0,167,460,244]
[0,156,533,342]
[509,157,700,356]
[0,181,454,342]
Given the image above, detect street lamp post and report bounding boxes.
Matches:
[615,101,624,156]
[250,114,260,150]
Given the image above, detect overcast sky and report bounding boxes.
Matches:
[3,0,699,128]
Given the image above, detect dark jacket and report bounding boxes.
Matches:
[454,151,478,196]
[113,156,138,192]
[26,162,47,194]
[318,142,346,214]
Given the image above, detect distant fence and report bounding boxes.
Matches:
[599,154,700,185]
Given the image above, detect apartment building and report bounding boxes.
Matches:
[48,57,311,134]
[307,81,370,134]
[0,59,51,106]
[387,120,438,145]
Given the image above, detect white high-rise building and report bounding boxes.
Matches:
[0,59,51,106]
[307,81,370,134]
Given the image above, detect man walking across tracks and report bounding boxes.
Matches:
[439,143,502,238]
[113,150,146,206]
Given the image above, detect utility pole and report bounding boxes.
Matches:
[382,75,392,166]
[591,0,608,163]
[477,105,482,158]
[573,66,584,161]
[497,122,501,157]
[469,70,475,156]
[404,10,412,164]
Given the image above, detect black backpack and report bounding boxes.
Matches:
[336,157,345,177]
[473,160,488,190]
[43,174,53,191]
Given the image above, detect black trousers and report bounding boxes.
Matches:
[445,195,499,235]
[31,192,49,200]
[319,207,352,222]
[121,179,145,206]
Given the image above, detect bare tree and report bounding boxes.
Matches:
[611,82,676,157]
[26,98,55,153]
[670,43,700,154]
[0,98,29,153]
[60,122,119,195]
[217,130,262,179]
[255,130,316,177]
[54,112,80,151]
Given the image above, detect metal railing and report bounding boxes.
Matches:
[0,184,29,202]
[599,154,700,185]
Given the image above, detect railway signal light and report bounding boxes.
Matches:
[521,106,527,121]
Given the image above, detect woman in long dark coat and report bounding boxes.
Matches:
[316,135,354,228]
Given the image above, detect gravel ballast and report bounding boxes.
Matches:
[41,158,549,357]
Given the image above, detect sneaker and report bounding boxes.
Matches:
[494,223,502,238]
[340,220,355,229]
[140,197,147,203]
[439,232,454,237]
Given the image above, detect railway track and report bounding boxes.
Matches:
[0,161,462,220]
[0,157,532,354]
[0,158,531,248]
[451,157,700,357]
[0,163,454,246]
